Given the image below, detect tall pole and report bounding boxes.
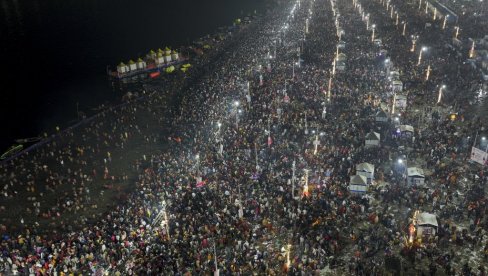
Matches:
[292,160,296,198]
[403,22,406,36]
[254,143,259,170]
[213,243,219,276]
[442,15,448,30]
[425,65,431,80]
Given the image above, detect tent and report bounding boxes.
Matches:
[375,110,388,123]
[394,94,407,109]
[416,212,438,238]
[165,66,175,73]
[356,162,375,184]
[365,132,380,147]
[399,125,414,138]
[337,40,346,49]
[407,167,425,186]
[392,80,403,92]
[389,70,400,81]
[349,175,368,194]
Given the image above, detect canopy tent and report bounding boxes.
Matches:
[392,80,403,92]
[337,40,346,49]
[394,94,407,109]
[407,167,425,186]
[389,70,400,81]
[356,162,375,184]
[365,132,380,147]
[375,110,388,123]
[416,212,438,238]
[349,175,368,194]
[336,53,347,61]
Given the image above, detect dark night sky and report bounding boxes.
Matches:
[0,0,267,152]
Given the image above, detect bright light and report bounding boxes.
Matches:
[398,159,403,164]
[482,137,486,141]
[217,122,222,127]
[422,47,427,51]
[234,101,240,107]
[196,154,200,159]
[442,85,446,89]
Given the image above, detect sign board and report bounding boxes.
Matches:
[471,147,488,166]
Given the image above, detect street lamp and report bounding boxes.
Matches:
[417,47,427,66]
[410,35,418,52]
[437,85,446,104]
[469,41,475,58]
[442,15,449,30]
[425,65,431,80]
[454,26,460,39]
[371,24,376,42]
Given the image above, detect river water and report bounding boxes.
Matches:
[0,0,267,152]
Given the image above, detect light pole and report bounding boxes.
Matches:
[371,24,376,42]
[402,21,406,36]
[442,15,448,30]
[454,26,460,39]
[410,35,418,53]
[433,7,437,20]
[234,101,240,128]
[469,41,475,58]
[395,12,399,25]
[213,243,219,276]
[195,154,200,173]
[292,160,296,198]
[437,84,446,104]
[303,169,309,197]
[419,0,422,10]
[425,65,431,81]
[417,47,427,66]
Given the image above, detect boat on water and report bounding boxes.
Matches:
[107,47,186,79]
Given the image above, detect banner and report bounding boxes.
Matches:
[470,147,488,166]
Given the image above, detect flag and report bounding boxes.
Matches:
[268,136,273,147]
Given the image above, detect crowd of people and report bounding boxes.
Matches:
[0,0,487,274]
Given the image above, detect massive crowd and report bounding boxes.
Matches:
[0,0,487,274]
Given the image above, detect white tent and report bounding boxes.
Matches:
[365,132,380,147]
[356,162,375,184]
[395,94,407,109]
[389,71,400,81]
[392,80,403,92]
[349,175,368,194]
[407,167,425,186]
[375,110,388,123]
[337,40,346,49]
[416,212,438,238]
[399,125,414,138]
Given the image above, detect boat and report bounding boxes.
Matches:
[1,144,23,160]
